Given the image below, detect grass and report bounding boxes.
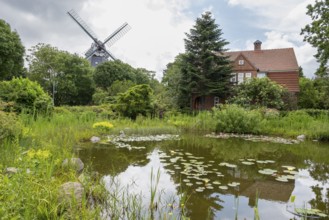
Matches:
[1,105,329,219]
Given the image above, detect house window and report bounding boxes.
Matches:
[214,96,220,106]
[257,72,267,78]
[238,73,244,84]
[238,60,244,65]
[230,73,237,83]
[245,72,252,80]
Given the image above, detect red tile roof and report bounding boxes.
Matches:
[225,48,299,72]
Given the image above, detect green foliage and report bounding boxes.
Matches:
[301,0,329,76]
[214,104,263,134]
[229,77,286,109]
[298,77,329,109]
[0,111,22,141]
[93,60,135,90]
[115,84,153,119]
[27,43,95,106]
[0,77,53,115]
[0,19,25,80]
[180,11,232,109]
[298,77,320,108]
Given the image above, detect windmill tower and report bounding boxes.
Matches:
[67,9,131,66]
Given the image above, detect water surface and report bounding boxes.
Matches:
[77,134,329,219]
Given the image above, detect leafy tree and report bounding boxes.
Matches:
[298,77,320,108]
[180,11,232,109]
[314,77,329,109]
[0,19,25,80]
[162,54,186,109]
[229,77,286,109]
[299,66,305,78]
[93,60,135,90]
[0,77,53,114]
[27,44,94,106]
[115,84,153,119]
[301,0,329,76]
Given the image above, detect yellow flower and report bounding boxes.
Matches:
[92,121,114,132]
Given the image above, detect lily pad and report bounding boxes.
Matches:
[195,188,204,192]
[228,182,240,187]
[282,165,296,170]
[275,177,288,182]
[213,181,221,185]
[241,161,254,165]
[258,169,276,175]
[206,185,214,189]
[219,186,228,190]
[265,160,275,163]
[186,183,193,186]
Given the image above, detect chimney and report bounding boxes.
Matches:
[254,40,262,51]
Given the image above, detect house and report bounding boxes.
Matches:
[192,40,299,110]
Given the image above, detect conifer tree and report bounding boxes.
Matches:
[179,11,232,109]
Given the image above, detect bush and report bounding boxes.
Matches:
[0,77,53,115]
[214,104,262,134]
[0,111,22,140]
[115,84,153,120]
[229,77,286,109]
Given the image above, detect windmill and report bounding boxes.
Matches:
[67,9,131,66]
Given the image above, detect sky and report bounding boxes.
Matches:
[0,0,318,79]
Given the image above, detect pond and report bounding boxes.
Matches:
[77,134,329,219]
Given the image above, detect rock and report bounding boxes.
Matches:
[119,130,125,138]
[297,134,305,141]
[4,167,18,174]
[90,136,100,143]
[58,182,84,208]
[62,158,84,174]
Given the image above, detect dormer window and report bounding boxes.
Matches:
[238,60,244,65]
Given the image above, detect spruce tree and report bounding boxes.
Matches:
[179,11,232,109]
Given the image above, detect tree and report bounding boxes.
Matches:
[162,54,186,109]
[0,77,53,114]
[27,44,94,106]
[0,19,25,80]
[115,84,153,119]
[93,60,135,90]
[180,11,232,109]
[298,77,320,108]
[301,0,329,76]
[229,77,286,109]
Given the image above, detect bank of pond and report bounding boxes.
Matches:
[0,107,329,219]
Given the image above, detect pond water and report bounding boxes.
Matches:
[77,134,329,219]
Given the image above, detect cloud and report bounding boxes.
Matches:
[227,0,318,77]
[0,0,195,79]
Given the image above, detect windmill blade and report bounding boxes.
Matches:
[103,22,131,48]
[104,50,116,60]
[67,9,98,42]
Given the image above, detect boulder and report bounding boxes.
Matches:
[297,134,305,141]
[58,182,84,208]
[90,136,101,143]
[62,158,84,174]
[4,167,18,174]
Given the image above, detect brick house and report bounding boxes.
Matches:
[192,40,299,110]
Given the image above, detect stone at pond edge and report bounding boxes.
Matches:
[58,182,84,208]
[90,136,101,143]
[297,134,305,141]
[62,158,84,174]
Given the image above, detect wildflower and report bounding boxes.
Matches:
[92,121,114,133]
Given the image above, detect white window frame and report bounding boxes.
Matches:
[257,72,267,78]
[245,72,252,81]
[230,73,237,83]
[238,60,244,65]
[238,73,244,84]
[214,96,220,106]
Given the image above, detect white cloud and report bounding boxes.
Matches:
[228,0,318,77]
[67,0,194,79]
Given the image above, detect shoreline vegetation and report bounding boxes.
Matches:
[1,105,329,218]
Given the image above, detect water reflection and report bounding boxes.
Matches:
[77,135,329,219]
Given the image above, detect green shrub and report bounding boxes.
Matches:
[0,111,22,140]
[0,77,53,115]
[214,104,262,134]
[229,77,286,109]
